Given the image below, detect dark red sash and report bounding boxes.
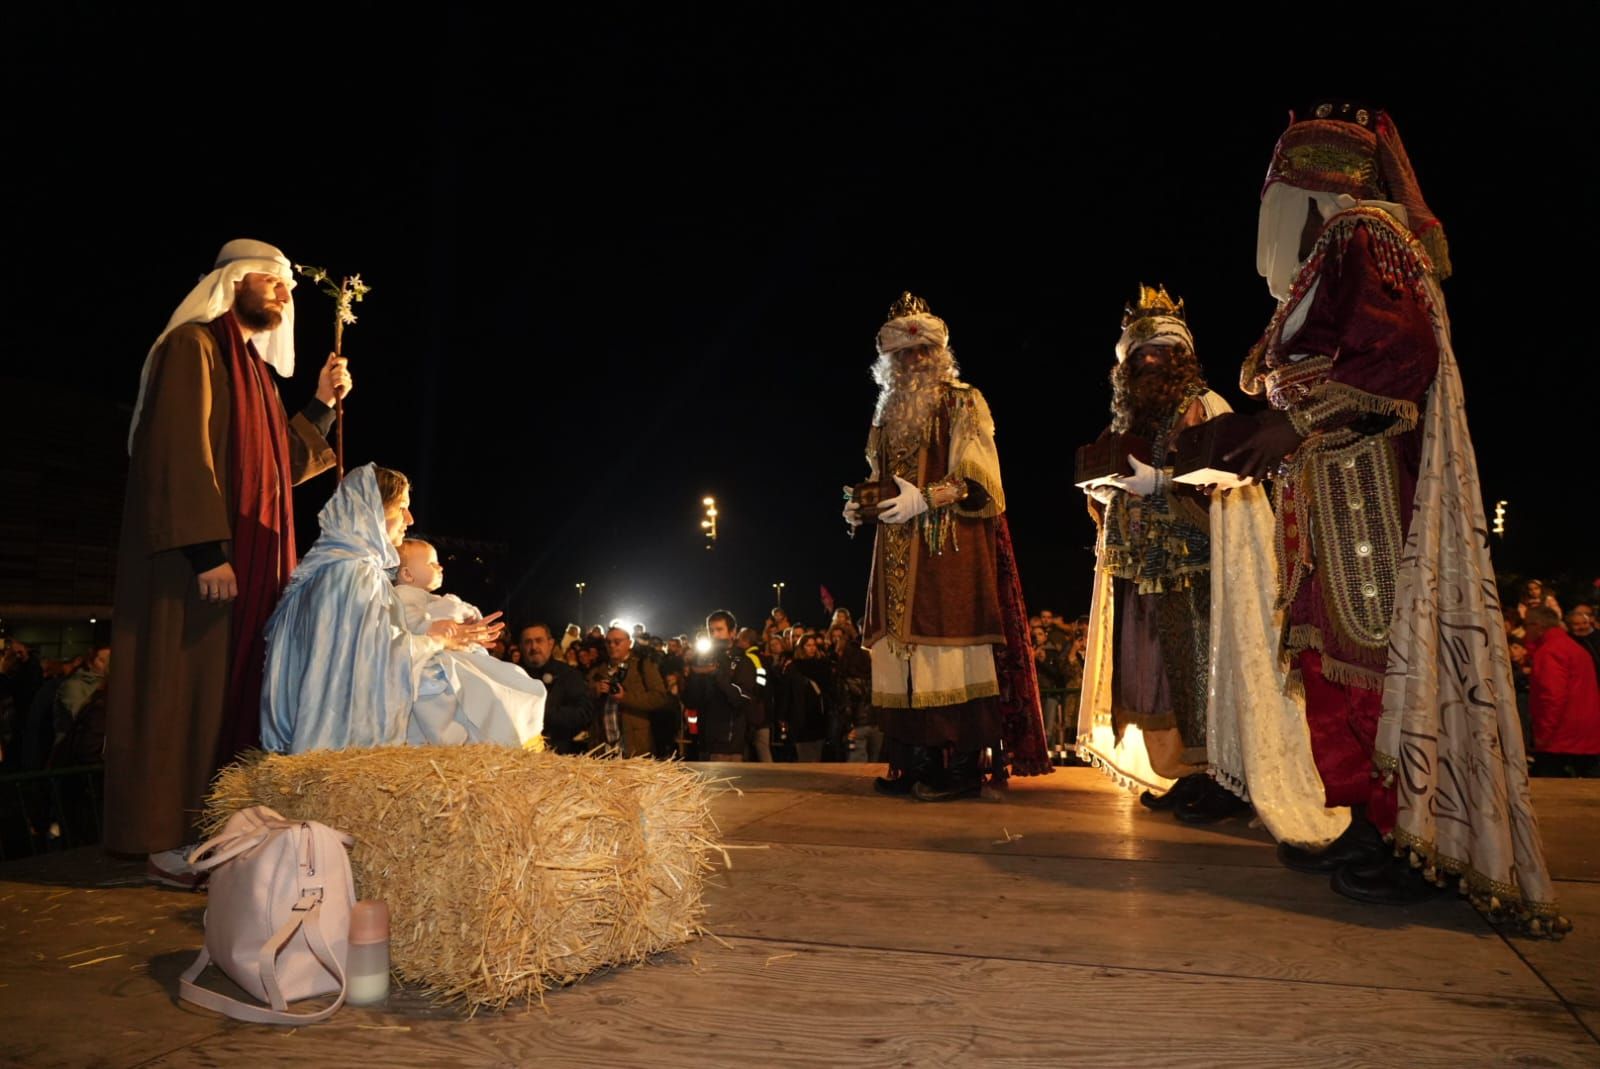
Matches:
[209,312,297,760]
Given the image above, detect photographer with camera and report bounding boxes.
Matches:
[587,626,673,757]
[683,610,756,762]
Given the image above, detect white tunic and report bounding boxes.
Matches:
[394,585,546,749]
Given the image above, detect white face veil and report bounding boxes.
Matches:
[127,238,298,452]
[1256,183,1411,302]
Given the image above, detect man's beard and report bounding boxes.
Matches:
[234,289,284,333]
[872,346,958,453]
[1109,352,1206,435]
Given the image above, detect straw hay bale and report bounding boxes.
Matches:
[205,746,720,1011]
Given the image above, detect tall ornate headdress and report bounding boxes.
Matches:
[1263,101,1450,278]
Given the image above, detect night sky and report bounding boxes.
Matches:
[8,8,1596,635]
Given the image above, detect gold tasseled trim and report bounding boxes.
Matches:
[1382,826,1571,939]
[1287,623,1325,652]
[1240,335,1268,396]
[877,679,1000,709]
[1283,664,1306,700]
[1102,543,1210,595]
[1291,380,1420,440]
[1316,653,1386,691]
[912,679,1000,709]
[1375,741,1570,936]
[1283,627,1386,691]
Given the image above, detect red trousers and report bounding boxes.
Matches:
[1299,651,1398,833]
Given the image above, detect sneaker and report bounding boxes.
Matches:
[146,846,207,891]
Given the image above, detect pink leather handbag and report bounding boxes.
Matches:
[178,806,357,1025]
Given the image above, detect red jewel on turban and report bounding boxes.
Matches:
[908,325,919,334]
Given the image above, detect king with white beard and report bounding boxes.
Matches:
[844,293,1049,801]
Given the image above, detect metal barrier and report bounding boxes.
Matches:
[0,764,104,861]
[1037,687,1083,763]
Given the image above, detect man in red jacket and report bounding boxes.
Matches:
[1524,606,1600,777]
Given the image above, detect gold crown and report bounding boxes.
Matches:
[1121,284,1184,329]
[887,291,932,320]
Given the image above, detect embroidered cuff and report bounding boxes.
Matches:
[1288,381,1420,439]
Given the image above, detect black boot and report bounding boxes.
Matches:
[1277,810,1386,874]
[1140,772,1206,812]
[1331,853,1450,906]
[1174,777,1253,825]
[874,745,934,797]
[1139,789,1177,811]
[913,748,983,802]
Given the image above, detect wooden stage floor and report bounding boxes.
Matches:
[3,763,1597,1068]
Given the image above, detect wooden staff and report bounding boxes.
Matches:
[333,316,347,481]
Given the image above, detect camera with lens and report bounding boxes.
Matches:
[691,636,732,672]
[602,662,630,694]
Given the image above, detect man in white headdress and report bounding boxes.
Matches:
[104,239,350,883]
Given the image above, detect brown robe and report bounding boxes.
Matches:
[103,322,333,854]
[862,383,1005,749]
[862,388,1004,649]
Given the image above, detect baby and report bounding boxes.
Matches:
[394,539,545,749]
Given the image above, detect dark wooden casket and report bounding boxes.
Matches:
[1074,433,1150,489]
[1172,412,1258,488]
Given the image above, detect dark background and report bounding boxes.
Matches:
[7,7,1596,636]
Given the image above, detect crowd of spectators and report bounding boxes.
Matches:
[6,575,1594,782]
[1503,579,1600,777]
[476,604,1094,764]
[477,573,1595,777]
[488,607,875,763]
[1,637,112,855]
[1027,611,1088,754]
[3,568,1595,859]
[0,639,111,772]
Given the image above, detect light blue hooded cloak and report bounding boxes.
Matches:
[260,464,434,753]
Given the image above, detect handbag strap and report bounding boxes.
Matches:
[179,890,349,1026]
[186,826,271,873]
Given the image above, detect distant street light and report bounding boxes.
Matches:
[772,581,785,608]
[575,581,587,623]
[702,496,718,548]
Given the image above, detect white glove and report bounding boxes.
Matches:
[1106,454,1163,497]
[841,485,863,527]
[877,475,930,525]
